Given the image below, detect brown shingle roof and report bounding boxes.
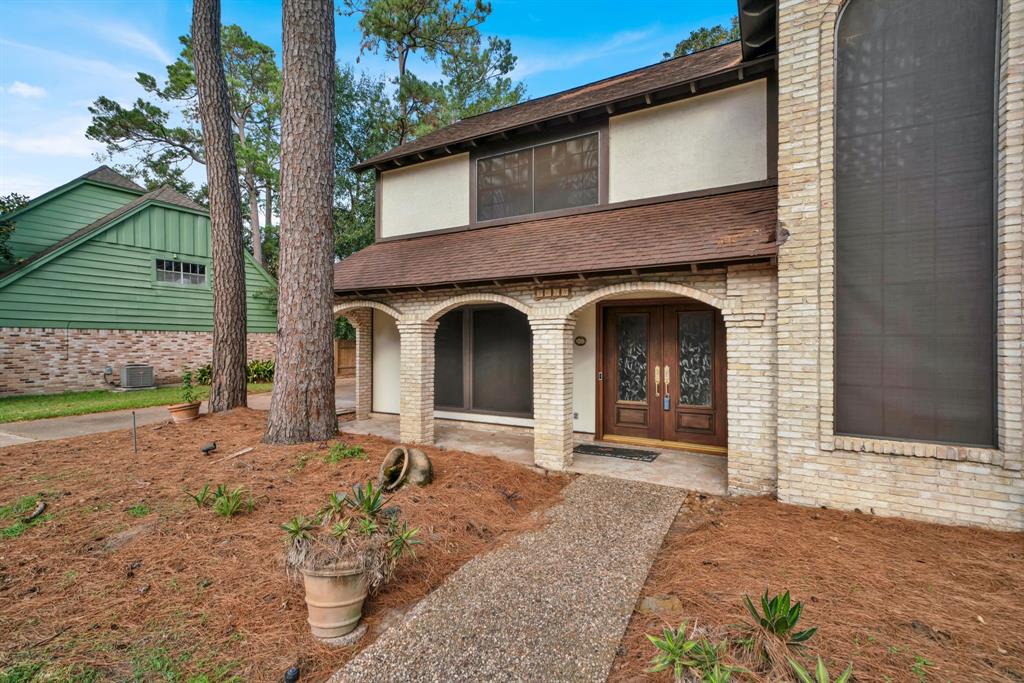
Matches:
[79,165,146,193]
[333,184,777,294]
[354,42,745,171]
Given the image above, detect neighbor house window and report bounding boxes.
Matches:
[434,306,533,416]
[476,133,599,221]
[156,258,207,286]
[835,0,998,446]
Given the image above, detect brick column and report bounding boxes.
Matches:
[345,308,373,420]
[723,265,778,495]
[529,316,575,470]
[397,320,437,444]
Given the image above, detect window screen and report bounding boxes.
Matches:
[835,0,997,446]
[476,133,599,221]
[433,306,533,416]
[156,258,207,286]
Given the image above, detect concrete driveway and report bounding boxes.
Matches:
[0,378,355,447]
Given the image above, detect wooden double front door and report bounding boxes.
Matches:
[601,302,727,452]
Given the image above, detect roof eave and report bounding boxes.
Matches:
[351,54,776,173]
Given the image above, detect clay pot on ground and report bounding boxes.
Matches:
[379,446,434,490]
[300,563,368,640]
[168,402,201,423]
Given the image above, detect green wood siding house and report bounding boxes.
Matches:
[0,166,278,395]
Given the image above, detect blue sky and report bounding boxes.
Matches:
[0,0,737,197]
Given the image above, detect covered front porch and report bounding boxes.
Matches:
[341,412,727,495]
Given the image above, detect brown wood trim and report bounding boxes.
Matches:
[468,123,608,226]
[375,178,778,244]
[595,303,605,441]
[601,433,727,456]
[352,58,776,172]
[374,169,382,242]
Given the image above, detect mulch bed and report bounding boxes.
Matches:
[0,408,569,681]
[610,494,1024,682]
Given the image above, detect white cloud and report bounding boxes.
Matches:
[511,27,659,80]
[88,21,174,65]
[0,38,136,82]
[0,117,103,158]
[7,81,46,98]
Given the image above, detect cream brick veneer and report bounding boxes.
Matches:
[335,266,779,494]
[775,0,1024,530]
[0,328,276,395]
[346,308,373,419]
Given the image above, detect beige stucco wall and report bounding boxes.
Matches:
[571,305,597,433]
[371,309,401,413]
[607,80,768,202]
[379,154,470,239]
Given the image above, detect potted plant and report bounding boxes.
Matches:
[282,481,419,642]
[168,370,201,423]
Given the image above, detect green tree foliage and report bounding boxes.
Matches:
[87,25,280,261]
[664,16,740,59]
[342,0,524,144]
[0,192,30,264]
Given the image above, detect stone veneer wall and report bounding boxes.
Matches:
[0,328,277,395]
[336,264,779,494]
[775,0,1024,530]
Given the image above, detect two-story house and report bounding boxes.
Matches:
[333,0,1023,530]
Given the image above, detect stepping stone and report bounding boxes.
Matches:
[332,475,685,682]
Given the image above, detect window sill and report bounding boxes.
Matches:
[833,435,1013,470]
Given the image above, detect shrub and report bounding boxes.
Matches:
[246,359,274,383]
[194,364,213,386]
[180,370,198,404]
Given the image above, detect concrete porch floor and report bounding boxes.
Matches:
[342,414,727,495]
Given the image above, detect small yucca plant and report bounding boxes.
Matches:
[788,656,853,683]
[743,590,817,645]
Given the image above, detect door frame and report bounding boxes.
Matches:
[595,298,728,456]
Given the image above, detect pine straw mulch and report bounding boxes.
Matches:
[609,494,1024,683]
[0,408,569,682]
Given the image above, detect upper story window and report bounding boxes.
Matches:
[476,132,600,222]
[834,0,998,446]
[156,258,206,286]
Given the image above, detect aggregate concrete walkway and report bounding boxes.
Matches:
[333,475,685,683]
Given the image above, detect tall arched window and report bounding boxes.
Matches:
[835,0,999,446]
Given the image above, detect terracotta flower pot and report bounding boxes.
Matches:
[300,564,368,640]
[168,401,201,423]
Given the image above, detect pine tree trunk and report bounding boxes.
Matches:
[192,0,248,412]
[264,0,337,443]
[246,172,263,265]
[264,184,273,234]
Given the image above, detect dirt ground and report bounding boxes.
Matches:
[0,408,568,682]
[610,494,1024,683]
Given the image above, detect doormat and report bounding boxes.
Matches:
[573,443,659,462]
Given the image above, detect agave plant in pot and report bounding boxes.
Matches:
[283,481,419,642]
[167,370,201,423]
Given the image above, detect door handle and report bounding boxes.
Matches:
[663,365,671,410]
[654,365,660,397]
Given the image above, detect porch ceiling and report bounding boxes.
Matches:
[333,183,778,295]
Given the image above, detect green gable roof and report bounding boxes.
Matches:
[0,165,144,225]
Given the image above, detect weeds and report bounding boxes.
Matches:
[323,442,366,463]
[0,494,50,539]
[127,504,151,518]
[185,484,254,518]
[911,655,932,681]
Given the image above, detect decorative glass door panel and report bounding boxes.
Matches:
[602,302,727,450]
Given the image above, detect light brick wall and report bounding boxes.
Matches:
[346,309,373,419]
[336,265,778,485]
[0,328,276,395]
[775,0,1024,530]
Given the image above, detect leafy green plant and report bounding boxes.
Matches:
[186,484,213,508]
[323,442,366,463]
[180,370,198,404]
[389,520,421,559]
[911,655,932,682]
[743,590,817,645]
[788,656,854,683]
[246,359,275,383]
[357,517,379,536]
[194,363,213,386]
[212,486,253,517]
[330,519,351,539]
[281,515,317,543]
[127,504,150,518]
[647,621,741,682]
[345,480,384,517]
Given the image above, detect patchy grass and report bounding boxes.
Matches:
[323,442,367,463]
[126,504,151,518]
[0,384,273,423]
[0,493,50,540]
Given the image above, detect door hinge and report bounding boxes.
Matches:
[597,371,603,381]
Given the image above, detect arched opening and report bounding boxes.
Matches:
[433,303,534,424]
[575,287,728,454]
[332,302,403,420]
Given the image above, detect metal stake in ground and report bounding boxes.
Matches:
[131,411,137,455]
